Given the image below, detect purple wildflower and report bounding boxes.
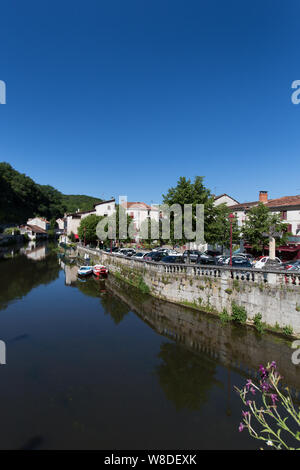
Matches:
[246,400,252,406]
[270,394,278,405]
[250,387,256,395]
[261,381,270,393]
[270,361,277,370]
[242,411,250,418]
[239,422,244,432]
[259,365,268,379]
[246,379,252,390]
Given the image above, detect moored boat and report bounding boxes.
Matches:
[93,264,109,277]
[77,266,93,276]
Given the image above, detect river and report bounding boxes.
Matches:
[0,243,298,450]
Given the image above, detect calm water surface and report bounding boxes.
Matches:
[0,244,298,450]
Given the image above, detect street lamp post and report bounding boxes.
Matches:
[229,213,235,266]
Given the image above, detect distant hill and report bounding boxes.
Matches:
[60,194,103,214]
[0,162,103,224]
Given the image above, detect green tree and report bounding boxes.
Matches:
[0,162,102,223]
[78,214,104,244]
[242,203,289,254]
[208,203,240,251]
[162,176,215,246]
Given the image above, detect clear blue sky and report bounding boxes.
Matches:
[0,0,300,204]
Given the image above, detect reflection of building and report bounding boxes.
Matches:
[20,242,47,260]
[60,262,78,285]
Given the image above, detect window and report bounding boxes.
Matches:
[281,211,287,220]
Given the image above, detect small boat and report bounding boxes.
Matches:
[93,264,109,277]
[77,266,93,277]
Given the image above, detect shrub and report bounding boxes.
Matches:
[253,313,265,334]
[231,301,247,324]
[283,325,293,336]
[220,308,231,323]
[137,277,150,294]
[4,227,20,235]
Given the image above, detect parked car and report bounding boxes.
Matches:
[122,249,136,257]
[283,260,300,271]
[132,252,149,260]
[104,247,119,253]
[144,252,166,262]
[234,253,255,264]
[216,255,229,265]
[254,256,282,269]
[196,253,216,265]
[230,257,253,268]
[167,249,182,256]
[160,255,184,264]
[203,250,221,257]
[183,250,202,262]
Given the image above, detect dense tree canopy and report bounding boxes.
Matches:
[162,176,215,245]
[0,162,102,223]
[78,214,104,244]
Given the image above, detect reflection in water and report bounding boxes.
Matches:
[0,251,60,311]
[105,276,300,396]
[156,342,220,411]
[20,241,48,260]
[101,295,130,325]
[0,249,299,450]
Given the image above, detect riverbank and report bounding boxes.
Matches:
[77,246,300,338]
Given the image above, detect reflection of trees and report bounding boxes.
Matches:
[156,342,220,411]
[0,253,60,311]
[75,279,129,325]
[100,295,130,325]
[75,279,101,298]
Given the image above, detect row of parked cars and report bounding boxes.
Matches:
[104,247,184,264]
[103,247,300,271]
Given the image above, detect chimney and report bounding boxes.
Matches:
[259,191,268,203]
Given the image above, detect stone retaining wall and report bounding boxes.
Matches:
[78,246,300,336]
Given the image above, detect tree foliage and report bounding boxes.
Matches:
[78,214,104,244]
[242,203,289,253]
[208,203,240,249]
[0,162,102,224]
[162,176,215,245]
